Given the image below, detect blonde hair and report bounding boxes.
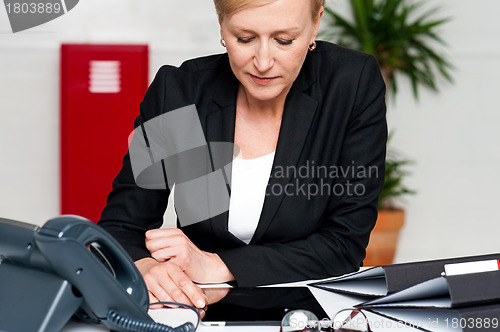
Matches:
[213,0,325,22]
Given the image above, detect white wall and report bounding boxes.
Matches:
[0,0,499,263]
[388,1,500,261]
[0,0,222,226]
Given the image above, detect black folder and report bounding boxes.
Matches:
[359,270,500,331]
[310,253,500,297]
[359,270,500,309]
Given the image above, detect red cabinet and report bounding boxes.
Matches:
[60,44,149,222]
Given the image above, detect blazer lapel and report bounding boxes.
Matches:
[204,63,238,241]
[250,85,318,243]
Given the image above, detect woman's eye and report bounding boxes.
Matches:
[276,39,293,46]
[237,37,254,44]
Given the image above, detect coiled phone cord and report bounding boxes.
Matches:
[107,310,196,332]
[108,301,200,332]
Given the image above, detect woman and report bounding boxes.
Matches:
[98,0,387,310]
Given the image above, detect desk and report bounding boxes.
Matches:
[62,278,455,332]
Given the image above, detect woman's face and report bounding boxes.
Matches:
[221,0,322,103]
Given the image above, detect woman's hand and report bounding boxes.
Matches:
[145,228,234,284]
[134,257,207,309]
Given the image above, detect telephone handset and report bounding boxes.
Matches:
[0,216,196,332]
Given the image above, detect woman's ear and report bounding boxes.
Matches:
[219,19,225,42]
[219,23,227,48]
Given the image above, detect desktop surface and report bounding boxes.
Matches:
[62,276,455,332]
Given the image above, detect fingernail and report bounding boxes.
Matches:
[197,299,205,308]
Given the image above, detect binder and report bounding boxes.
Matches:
[359,270,500,309]
[366,304,500,332]
[310,253,500,297]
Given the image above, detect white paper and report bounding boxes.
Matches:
[318,277,388,296]
[362,277,451,308]
[312,266,388,296]
[315,266,385,283]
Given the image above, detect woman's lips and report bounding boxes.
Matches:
[250,74,277,85]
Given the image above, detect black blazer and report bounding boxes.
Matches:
[98,41,387,287]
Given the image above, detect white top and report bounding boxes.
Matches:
[228,151,275,244]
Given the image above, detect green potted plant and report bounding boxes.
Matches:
[320,0,453,265]
[321,0,453,99]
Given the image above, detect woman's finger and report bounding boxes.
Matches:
[167,263,206,309]
[146,233,187,252]
[144,268,176,305]
[150,263,197,307]
[148,291,163,310]
[145,228,184,240]
[150,246,178,261]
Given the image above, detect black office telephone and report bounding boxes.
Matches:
[0,215,196,332]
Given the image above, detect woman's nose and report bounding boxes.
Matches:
[253,41,274,73]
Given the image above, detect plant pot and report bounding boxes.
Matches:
[364,209,405,266]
